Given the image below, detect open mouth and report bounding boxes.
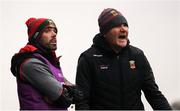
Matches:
[50,39,57,44]
[118,35,126,39]
[118,33,126,39]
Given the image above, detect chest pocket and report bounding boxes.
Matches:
[94,57,111,79]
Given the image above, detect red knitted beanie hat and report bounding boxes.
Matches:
[25,17,57,42]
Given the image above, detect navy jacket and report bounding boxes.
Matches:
[76,33,172,110]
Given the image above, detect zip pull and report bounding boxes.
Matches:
[117,55,120,59]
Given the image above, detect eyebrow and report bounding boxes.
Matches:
[45,26,56,29]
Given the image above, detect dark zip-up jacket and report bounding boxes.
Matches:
[76,33,172,110]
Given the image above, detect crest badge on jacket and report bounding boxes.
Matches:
[129,60,136,69]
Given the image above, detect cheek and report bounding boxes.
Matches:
[39,37,48,46]
[125,29,129,36]
[40,34,51,43]
[106,34,118,44]
[110,36,119,44]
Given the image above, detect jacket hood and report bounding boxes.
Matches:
[10,44,60,78]
[92,33,130,55]
[10,45,38,77]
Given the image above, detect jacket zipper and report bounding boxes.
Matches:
[117,55,120,60]
[117,54,124,109]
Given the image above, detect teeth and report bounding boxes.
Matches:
[51,43,56,44]
[119,34,126,36]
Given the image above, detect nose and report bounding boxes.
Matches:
[50,32,56,40]
[119,24,126,31]
[51,30,57,38]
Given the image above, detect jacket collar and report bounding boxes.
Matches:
[11,44,60,77]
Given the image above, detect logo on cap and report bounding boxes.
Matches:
[111,10,119,16]
[48,19,56,27]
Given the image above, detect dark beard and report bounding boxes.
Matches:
[28,41,52,53]
[27,41,59,67]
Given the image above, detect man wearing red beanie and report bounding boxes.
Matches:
[11,18,83,110]
[76,8,172,110]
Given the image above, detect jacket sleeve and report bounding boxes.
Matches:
[21,58,63,101]
[141,52,172,110]
[75,54,92,110]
